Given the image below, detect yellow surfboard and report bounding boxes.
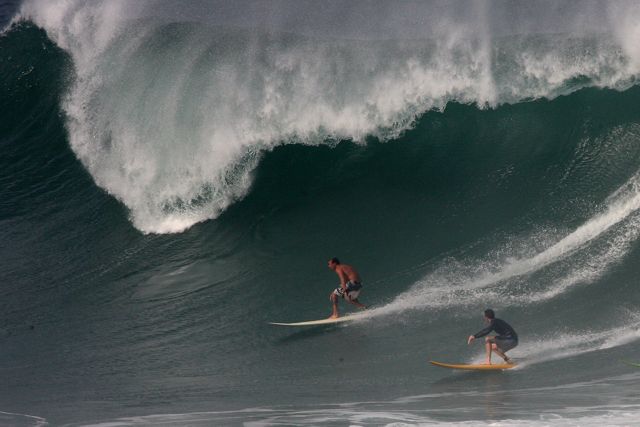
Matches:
[269,312,366,326]
[430,360,516,370]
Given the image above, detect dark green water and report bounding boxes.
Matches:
[2,2,640,426]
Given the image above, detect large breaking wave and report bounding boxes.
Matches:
[9,0,640,233]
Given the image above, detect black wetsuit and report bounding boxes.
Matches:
[473,318,518,341]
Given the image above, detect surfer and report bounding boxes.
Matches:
[327,257,366,318]
[467,309,518,365]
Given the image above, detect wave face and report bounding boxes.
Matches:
[2,1,640,426]
[10,0,640,233]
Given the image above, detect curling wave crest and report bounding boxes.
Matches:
[14,0,640,233]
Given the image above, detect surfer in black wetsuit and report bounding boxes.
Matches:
[467,309,518,365]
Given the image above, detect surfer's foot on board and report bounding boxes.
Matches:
[328,314,339,319]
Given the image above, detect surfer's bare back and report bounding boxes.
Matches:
[327,257,366,318]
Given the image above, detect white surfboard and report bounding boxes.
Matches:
[269,312,366,326]
[430,360,516,370]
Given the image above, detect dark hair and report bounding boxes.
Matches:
[330,257,340,265]
[484,309,495,319]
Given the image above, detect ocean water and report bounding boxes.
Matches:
[2,1,640,425]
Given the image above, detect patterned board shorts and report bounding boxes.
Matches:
[334,281,362,301]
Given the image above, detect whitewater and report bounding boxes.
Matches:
[10,0,640,233]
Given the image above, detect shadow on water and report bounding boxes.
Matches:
[430,369,511,386]
[273,324,345,344]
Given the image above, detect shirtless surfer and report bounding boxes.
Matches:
[327,257,366,318]
[467,309,518,364]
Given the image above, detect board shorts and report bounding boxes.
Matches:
[334,281,362,301]
[495,337,518,352]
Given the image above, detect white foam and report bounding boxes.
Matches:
[15,1,640,233]
[76,405,640,427]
